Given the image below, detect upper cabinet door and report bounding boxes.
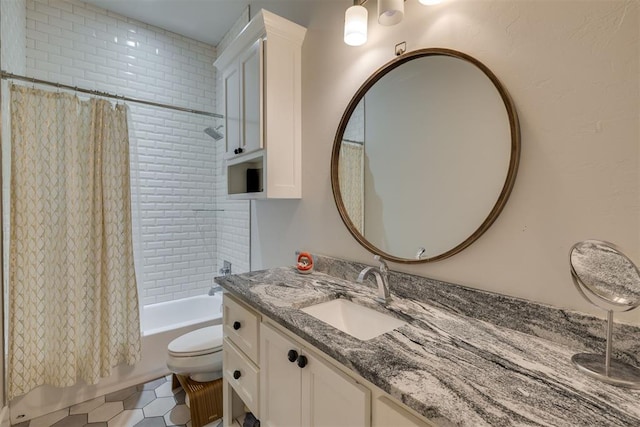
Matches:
[223,65,241,158]
[240,38,263,155]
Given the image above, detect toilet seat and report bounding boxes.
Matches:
[168,325,223,357]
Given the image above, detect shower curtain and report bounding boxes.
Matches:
[339,141,365,233]
[7,85,141,399]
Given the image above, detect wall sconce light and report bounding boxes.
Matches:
[344,0,444,46]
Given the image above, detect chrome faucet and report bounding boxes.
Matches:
[208,284,223,296]
[357,255,391,304]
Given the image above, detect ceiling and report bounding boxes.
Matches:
[81,0,321,46]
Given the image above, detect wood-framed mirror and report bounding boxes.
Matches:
[331,48,521,263]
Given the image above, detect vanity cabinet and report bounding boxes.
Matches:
[214,10,306,199]
[221,293,432,427]
[222,295,261,426]
[373,396,433,427]
[259,322,370,427]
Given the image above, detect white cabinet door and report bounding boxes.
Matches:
[260,323,370,427]
[374,396,434,427]
[240,38,263,155]
[223,64,241,158]
[259,323,302,427]
[301,350,370,427]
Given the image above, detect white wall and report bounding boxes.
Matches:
[24,0,219,304]
[251,1,640,323]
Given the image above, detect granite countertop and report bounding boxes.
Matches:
[215,263,640,426]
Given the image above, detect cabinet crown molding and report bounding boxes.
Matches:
[214,9,307,71]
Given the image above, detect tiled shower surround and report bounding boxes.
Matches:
[22,0,250,303]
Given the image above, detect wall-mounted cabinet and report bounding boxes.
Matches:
[214,10,306,199]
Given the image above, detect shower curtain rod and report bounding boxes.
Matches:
[0,70,223,119]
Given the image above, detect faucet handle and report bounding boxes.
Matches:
[373,255,388,272]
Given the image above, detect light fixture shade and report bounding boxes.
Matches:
[344,5,368,46]
[419,0,443,5]
[378,0,404,26]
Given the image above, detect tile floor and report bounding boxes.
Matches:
[13,375,222,427]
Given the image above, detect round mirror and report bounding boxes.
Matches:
[331,48,521,263]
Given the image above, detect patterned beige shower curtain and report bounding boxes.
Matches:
[339,141,364,233]
[8,85,141,399]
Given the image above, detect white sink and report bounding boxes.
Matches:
[301,299,405,341]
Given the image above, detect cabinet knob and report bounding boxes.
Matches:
[233,321,241,330]
[287,349,299,362]
[297,355,308,369]
[233,370,242,380]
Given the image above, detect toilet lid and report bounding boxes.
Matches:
[168,325,224,357]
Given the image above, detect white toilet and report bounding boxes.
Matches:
[167,325,224,382]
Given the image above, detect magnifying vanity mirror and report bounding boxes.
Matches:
[331,48,521,263]
[569,240,640,388]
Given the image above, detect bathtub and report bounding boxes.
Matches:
[143,293,224,335]
[10,293,223,424]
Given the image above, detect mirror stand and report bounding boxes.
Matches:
[569,240,640,388]
[570,309,640,388]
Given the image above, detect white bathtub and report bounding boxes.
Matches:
[10,293,223,424]
[143,293,223,336]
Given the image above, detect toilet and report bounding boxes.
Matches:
[167,325,224,382]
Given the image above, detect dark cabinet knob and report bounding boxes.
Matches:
[233,370,241,380]
[297,355,308,368]
[233,321,241,330]
[287,349,299,362]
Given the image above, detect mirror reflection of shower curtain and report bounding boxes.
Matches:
[7,85,141,399]
[339,141,364,233]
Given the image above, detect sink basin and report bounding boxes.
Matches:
[301,299,405,340]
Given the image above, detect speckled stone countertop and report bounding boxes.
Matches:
[215,256,640,426]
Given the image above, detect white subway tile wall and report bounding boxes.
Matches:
[23,0,225,304]
[1,0,27,75]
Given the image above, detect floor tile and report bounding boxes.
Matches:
[105,385,138,402]
[173,389,186,405]
[154,381,178,398]
[51,414,87,427]
[87,401,124,423]
[137,377,167,391]
[85,424,108,427]
[29,408,69,427]
[164,405,190,426]
[69,396,106,415]
[13,421,30,427]
[108,409,144,427]
[134,417,167,427]
[124,390,157,410]
[143,397,176,417]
